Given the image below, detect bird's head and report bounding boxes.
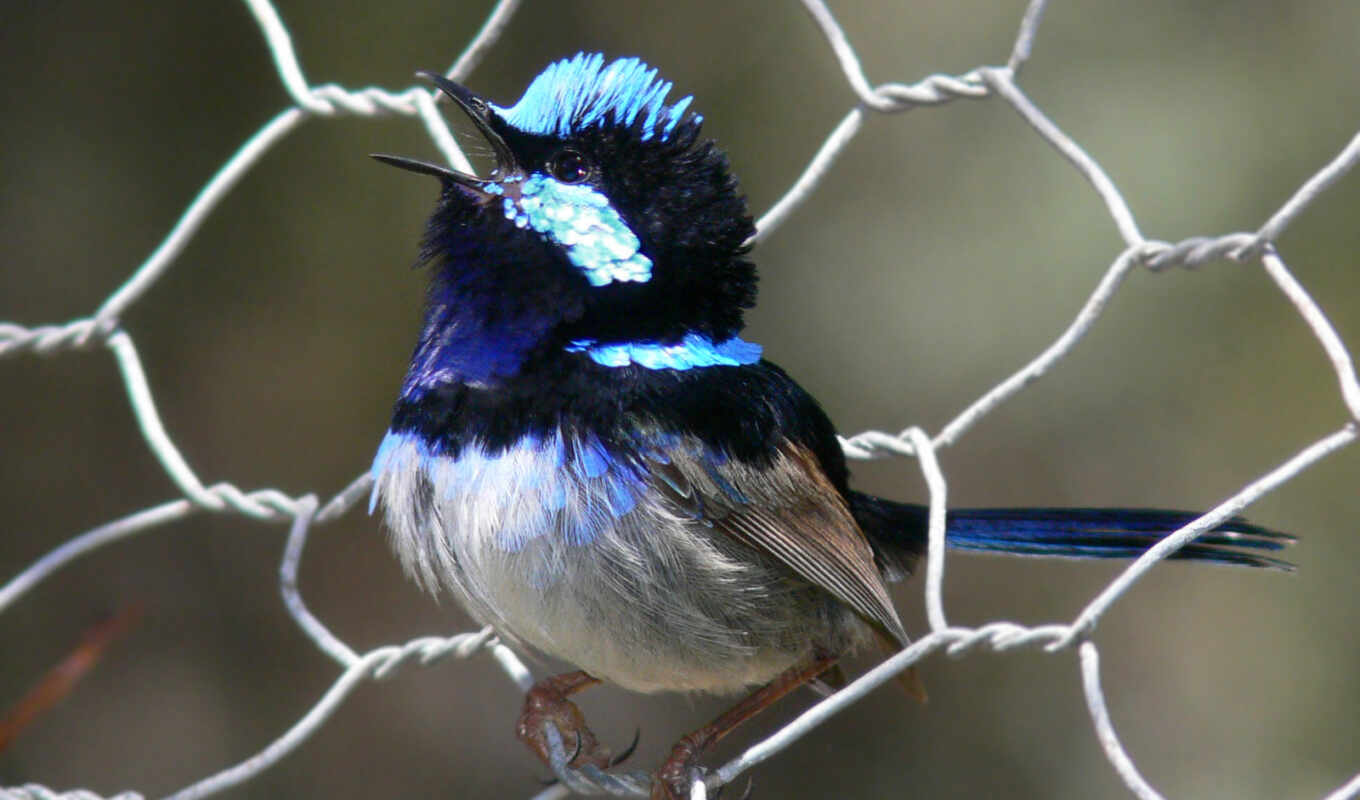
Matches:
[378,54,758,393]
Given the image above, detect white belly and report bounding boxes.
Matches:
[370,429,862,693]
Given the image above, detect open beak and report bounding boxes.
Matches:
[371,71,517,195]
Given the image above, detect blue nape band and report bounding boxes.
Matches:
[566,334,762,370]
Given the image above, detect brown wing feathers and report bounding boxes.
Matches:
[645,440,909,647]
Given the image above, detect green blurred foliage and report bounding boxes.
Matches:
[1,1,1356,798]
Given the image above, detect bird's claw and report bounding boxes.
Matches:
[517,673,654,795]
[611,726,642,767]
[648,771,751,800]
[649,763,707,800]
[537,729,585,786]
[536,722,652,796]
[517,679,613,771]
[727,776,755,800]
[650,736,725,800]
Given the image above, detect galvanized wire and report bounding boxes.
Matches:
[2,0,1356,798]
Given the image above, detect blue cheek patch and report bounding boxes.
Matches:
[495,173,652,287]
[566,333,762,371]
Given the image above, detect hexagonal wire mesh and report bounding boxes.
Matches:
[1,1,1357,798]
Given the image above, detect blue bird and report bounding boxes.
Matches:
[369,54,1293,798]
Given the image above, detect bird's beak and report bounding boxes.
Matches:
[371,71,518,196]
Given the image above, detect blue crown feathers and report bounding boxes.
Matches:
[493,53,696,141]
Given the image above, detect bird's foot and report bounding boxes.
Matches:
[518,671,651,796]
[650,740,705,799]
[649,655,836,798]
[516,671,613,770]
[650,773,700,799]
[650,736,753,799]
[534,719,650,796]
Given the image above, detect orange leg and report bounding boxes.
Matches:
[652,654,839,800]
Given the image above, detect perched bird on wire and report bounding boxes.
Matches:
[369,53,1292,798]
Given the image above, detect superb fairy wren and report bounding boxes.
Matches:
[369,53,1292,798]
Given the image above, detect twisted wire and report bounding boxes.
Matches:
[2,1,1356,798]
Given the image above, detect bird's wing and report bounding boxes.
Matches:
[638,436,909,647]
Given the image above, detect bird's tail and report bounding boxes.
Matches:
[848,492,1296,576]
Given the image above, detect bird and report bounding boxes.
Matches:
[368,53,1294,798]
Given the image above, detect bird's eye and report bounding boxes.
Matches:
[548,150,589,184]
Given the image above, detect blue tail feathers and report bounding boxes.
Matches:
[848,493,1296,573]
[944,507,1295,570]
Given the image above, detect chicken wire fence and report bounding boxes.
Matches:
[1,0,1358,798]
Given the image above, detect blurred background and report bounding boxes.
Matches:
[2,1,1357,797]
